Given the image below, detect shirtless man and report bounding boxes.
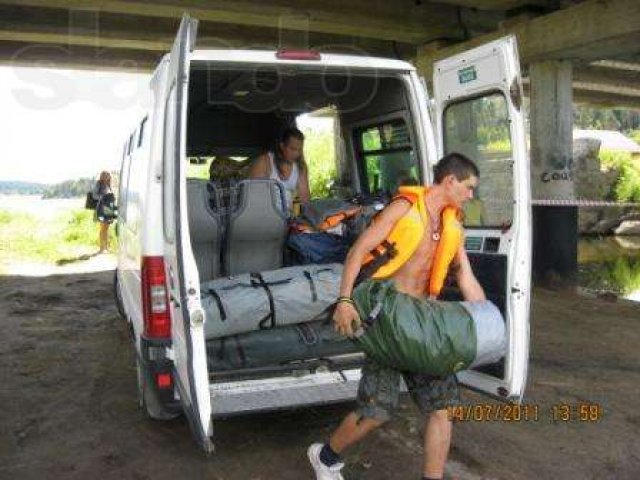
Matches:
[308,153,485,480]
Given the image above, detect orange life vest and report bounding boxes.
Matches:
[361,186,463,297]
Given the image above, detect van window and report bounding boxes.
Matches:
[119,143,131,211]
[119,131,140,226]
[443,93,513,228]
[138,116,148,148]
[128,132,135,156]
[355,119,418,195]
[187,156,212,179]
[298,108,341,199]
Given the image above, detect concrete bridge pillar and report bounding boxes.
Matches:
[530,60,577,284]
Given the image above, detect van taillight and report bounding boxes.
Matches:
[156,372,172,389]
[276,49,321,61]
[141,256,171,338]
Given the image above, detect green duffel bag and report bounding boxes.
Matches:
[352,279,505,376]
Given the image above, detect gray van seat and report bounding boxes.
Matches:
[187,178,223,281]
[225,179,287,275]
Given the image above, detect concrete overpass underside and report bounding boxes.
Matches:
[0,0,638,109]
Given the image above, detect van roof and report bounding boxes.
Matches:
[189,49,416,72]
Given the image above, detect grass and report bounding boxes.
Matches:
[0,206,114,266]
[598,149,640,202]
[627,129,640,145]
[581,256,640,295]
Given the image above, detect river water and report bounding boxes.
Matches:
[578,236,640,302]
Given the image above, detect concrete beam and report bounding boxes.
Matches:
[572,88,640,109]
[0,4,419,68]
[416,0,640,76]
[589,59,640,72]
[428,0,549,10]
[0,40,160,72]
[572,65,640,96]
[573,89,640,109]
[523,80,640,109]
[0,0,472,44]
[0,31,418,72]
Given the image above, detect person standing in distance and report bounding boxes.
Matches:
[93,171,113,253]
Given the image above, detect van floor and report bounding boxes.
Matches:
[0,268,638,480]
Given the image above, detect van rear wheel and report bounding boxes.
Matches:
[136,358,181,421]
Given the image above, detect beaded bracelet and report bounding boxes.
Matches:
[336,296,356,306]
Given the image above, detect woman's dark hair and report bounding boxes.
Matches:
[279,126,305,146]
[433,152,479,184]
[275,126,307,173]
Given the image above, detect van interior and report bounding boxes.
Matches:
[183,62,509,385]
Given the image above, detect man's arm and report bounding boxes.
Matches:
[333,200,411,337]
[454,245,486,302]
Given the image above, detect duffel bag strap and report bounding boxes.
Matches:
[251,272,276,330]
[207,288,227,322]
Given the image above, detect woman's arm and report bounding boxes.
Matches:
[297,166,311,204]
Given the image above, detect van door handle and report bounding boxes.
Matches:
[169,292,180,308]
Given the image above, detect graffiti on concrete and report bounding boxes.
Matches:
[541,170,573,183]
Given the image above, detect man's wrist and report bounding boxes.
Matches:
[336,296,355,307]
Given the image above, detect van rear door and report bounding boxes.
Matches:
[432,35,531,402]
[162,15,213,450]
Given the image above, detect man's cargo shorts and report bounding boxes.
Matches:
[355,357,460,422]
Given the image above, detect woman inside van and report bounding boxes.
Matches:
[250,127,352,266]
[249,127,311,214]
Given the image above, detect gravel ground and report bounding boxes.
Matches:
[1,263,639,480]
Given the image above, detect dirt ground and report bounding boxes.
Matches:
[1,262,639,480]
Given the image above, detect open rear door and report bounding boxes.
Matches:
[432,35,531,402]
[161,15,213,450]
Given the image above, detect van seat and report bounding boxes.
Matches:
[187,179,223,281]
[208,179,240,214]
[225,179,287,275]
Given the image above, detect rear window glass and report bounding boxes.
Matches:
[443,92,513,229]
[356,119,418,195]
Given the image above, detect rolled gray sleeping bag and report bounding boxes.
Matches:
[206,318,360,371]
[460,300,506,369]
[201,264,343,339]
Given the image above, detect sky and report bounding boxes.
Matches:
[0,65,334,186]
[0,65,151,184]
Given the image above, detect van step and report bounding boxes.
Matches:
[209,369,361,416]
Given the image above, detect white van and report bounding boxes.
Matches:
[114,15,531,451]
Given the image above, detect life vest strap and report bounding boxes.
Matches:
[356,240,398,286]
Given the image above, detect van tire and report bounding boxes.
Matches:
[136,358,181,421]
[113,271,127,321]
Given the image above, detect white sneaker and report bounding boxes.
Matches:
[307,443,345,480]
